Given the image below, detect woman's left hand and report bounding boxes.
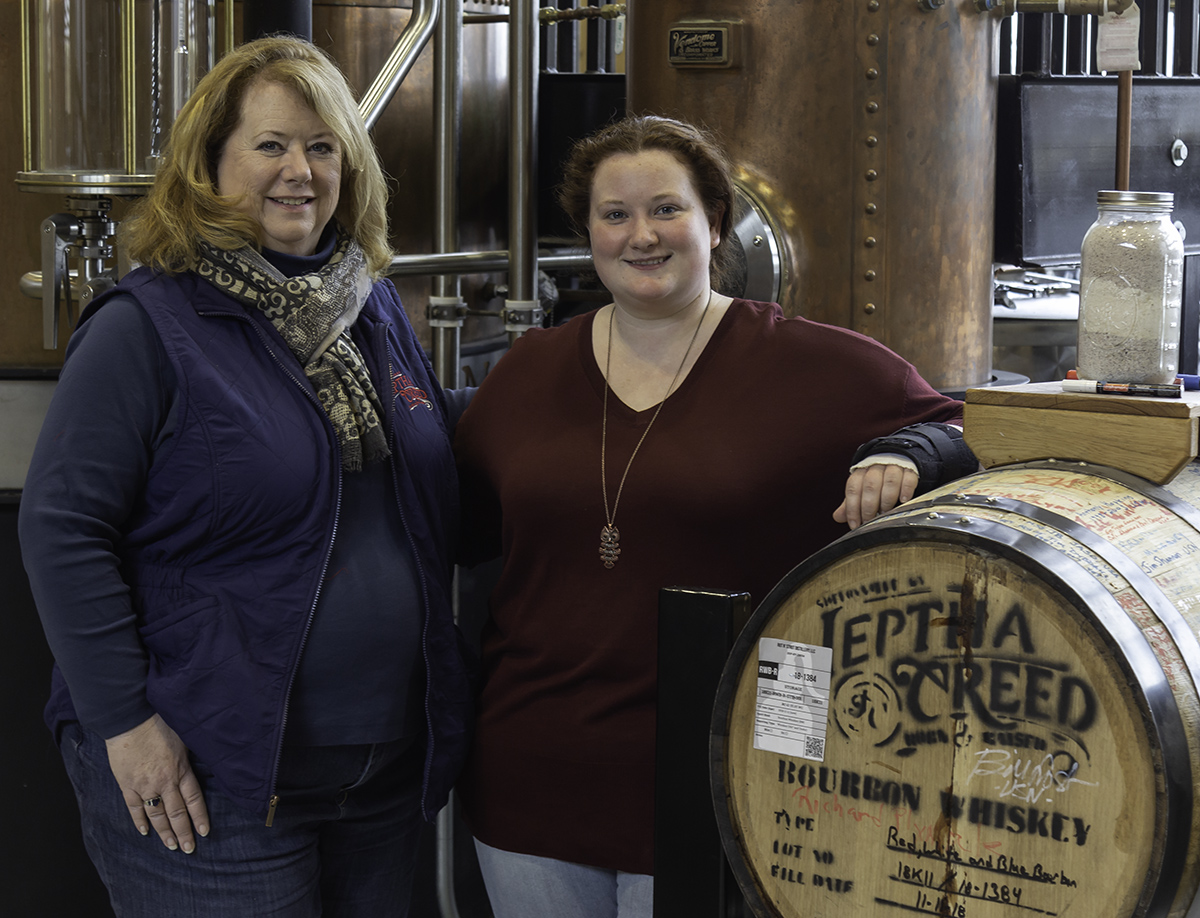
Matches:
[833,463,918,530]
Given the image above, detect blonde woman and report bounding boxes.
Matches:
[20,36,472,918]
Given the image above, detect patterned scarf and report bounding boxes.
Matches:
[195,233,391,471]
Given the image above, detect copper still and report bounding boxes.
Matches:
[627,0,999,391]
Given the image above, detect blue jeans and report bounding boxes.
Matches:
[474,839,653,918]
[60,722,427,918]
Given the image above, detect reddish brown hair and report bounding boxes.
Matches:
[557,115,736,289]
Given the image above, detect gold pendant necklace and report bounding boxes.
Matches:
[600,292,712,568]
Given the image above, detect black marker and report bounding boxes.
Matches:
[1062,378,1182,398]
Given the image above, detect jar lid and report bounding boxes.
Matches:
[1097,190,1174,208]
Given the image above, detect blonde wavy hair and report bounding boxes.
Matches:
[121,35,393,276]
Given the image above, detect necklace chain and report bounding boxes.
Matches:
[600,291,712,568]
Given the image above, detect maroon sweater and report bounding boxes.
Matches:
[453,300,962,874]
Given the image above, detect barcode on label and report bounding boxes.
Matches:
[805,735,825,759]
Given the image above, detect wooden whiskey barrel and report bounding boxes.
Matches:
[712,460,1200,918]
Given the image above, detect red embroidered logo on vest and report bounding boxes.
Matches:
[393,372,433,411]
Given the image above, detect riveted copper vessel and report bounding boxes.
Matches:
[627,0,998,390]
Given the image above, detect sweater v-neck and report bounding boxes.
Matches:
[577,301,736,421]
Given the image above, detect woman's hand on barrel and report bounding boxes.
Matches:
[105,713,210,854]
[833,462,918,530]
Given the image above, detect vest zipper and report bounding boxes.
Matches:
[210,309,343,827]
[265,370,342,826]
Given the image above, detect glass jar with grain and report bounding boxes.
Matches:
[1077,190,1184,385]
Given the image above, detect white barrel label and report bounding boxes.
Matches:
[754,639,833,760]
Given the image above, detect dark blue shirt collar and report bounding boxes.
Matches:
[261,222,338,278]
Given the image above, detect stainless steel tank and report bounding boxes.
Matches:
[316,0,511,350]
[627,0,998,390]
[20,0,214,195]
[17,0,215,349]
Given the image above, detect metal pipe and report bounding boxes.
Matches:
[431,8,466,906]
[359,0,440,132]
[539,3,625,24]
[387,249,592,278]
[435,567,464,918]
[554,1,580,74]
[542,3,558,71]
[1116,70,1133,189]
[430,0,464,386]
[123,0,137,175]
[435,802,461,918]
[506,0,541,335]
[20,0,31,174]
[434,0,463,303]
[975,0,1132,14]
[432,0,466,883]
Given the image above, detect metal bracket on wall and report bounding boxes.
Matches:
[503,300,545,337]
[40,213,80,350]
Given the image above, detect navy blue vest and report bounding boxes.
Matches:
[61,267,471,819]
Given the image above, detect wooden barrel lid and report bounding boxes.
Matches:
[713,463,1200,918]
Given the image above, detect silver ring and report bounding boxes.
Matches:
[143,795,162,809]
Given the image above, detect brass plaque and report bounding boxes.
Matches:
[667,22,741,68]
